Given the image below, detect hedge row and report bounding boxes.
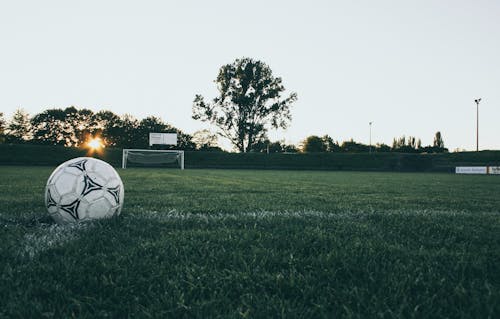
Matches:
[0,144,122,167]
[1,144,500,172]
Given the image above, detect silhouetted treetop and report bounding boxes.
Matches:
[192,57,297,152]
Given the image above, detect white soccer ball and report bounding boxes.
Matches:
[45,157,124,224]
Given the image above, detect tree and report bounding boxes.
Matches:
[433,131,444,149]
[192,57,297,152]
[173,130,196,151]
[392,136,406,150]
[66,107,97,146]
[251,139,286,153]
[408,136,416,149]
[267,141,285,153]
[86,112,140,148]
[283,144,298,153]
[322,135,340,152]
[94,110,122,147]
[6,109,32,143]
[340,139,369,152]
[424,131,448,153]
[0,112,5,143]
[302,135,326,152]
[136,116,169,148]
[0,112,5,132]
[30,107,97,146]
[192,129,221,151]
[113,114,140,148]
[134,116,195,150]
[391,135,421,153]
[31,108,68,145]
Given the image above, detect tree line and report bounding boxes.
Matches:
[0,57,448,153]
[0,108,201,150]
[299,133,447,153]
[0,108,447,153]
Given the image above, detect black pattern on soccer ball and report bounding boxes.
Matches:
[68,159,88,172]
[107,185,121,204]
[82,174,104,196]
[60,198,81,220]
[46,188,58,208]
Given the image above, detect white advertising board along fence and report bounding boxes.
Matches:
[489,166,500,175]
[455,167,488,174]
[455,166,500,174]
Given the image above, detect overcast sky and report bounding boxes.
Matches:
[1,0,499,151]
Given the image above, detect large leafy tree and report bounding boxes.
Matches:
[94,110,122,146]
[193,57,297,152]
[30,107,96,146]
[65,107,97,146]
[113,114,140,148]
[7,109,32,143]
[92,112,141,148]
[31,108,68,145]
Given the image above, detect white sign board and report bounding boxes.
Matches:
[455,166,487,174]
[489,166,500,175]
[149,133,177,146]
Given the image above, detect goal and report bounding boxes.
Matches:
[122,149,185,169]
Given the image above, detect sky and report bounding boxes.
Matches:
[1,0,499,151]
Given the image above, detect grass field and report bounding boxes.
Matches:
[1,167,500,318]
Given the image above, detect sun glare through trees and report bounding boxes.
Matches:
[86,136,104,152]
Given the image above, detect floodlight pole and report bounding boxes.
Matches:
[474,98,481,152]
[369,122,373,153]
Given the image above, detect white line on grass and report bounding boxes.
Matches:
[127,208,482,222]
[20,222,93,259]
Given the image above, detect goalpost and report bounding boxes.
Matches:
[122,149,184,169]
[122,133,184,169]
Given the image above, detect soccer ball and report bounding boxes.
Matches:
[45,157,124,224]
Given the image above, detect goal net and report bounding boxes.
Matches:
[122,149,185,169]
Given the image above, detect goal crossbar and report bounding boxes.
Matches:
[122,149,184,169]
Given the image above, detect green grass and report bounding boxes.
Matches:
[1,167,500,318]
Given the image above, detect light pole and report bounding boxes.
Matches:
[369,121,373,153]
[474,98,481,152]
